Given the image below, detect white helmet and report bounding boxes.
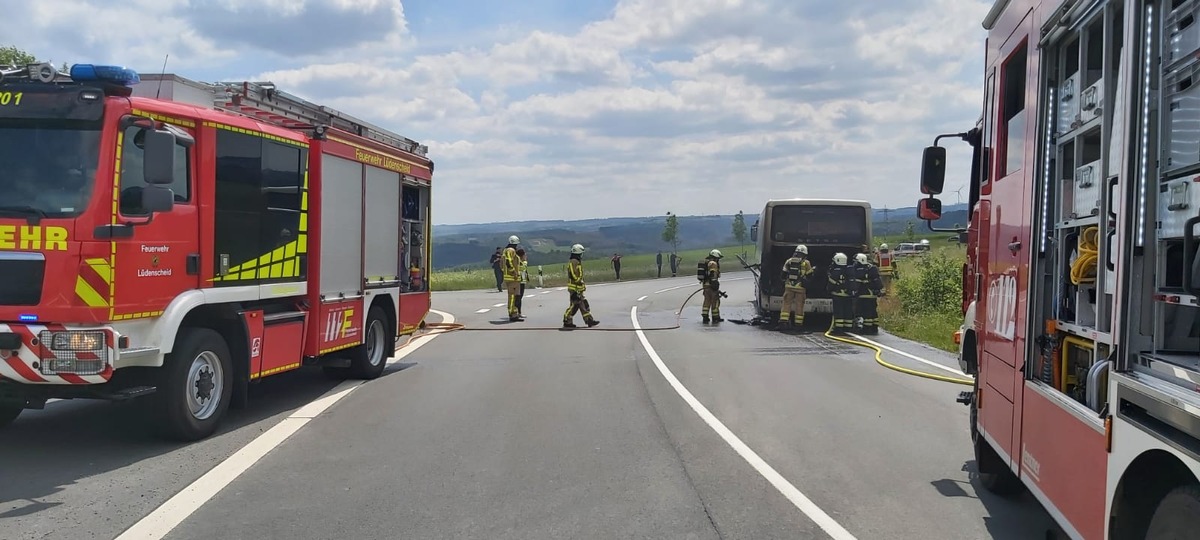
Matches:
[570,243,586,254]
[855,253,869,264]
[709,249,723,259]
[879,243,889,250]
[833,253,848,265]
[508,235,520,245]
[794,245,808,255]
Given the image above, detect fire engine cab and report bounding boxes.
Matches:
[0,62,433,441]
[918,0,1200,538]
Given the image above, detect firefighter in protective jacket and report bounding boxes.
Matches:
[778,245,814,328]
[852,253,884,334]
[563,244,600,328]
[502,235,524,321]
[698,249,724,323]
[828,253,853,334]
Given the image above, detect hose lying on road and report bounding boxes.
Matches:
[822,321,975,386]
[393,288,707,349]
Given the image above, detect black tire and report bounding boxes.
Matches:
[348,306,390,380]
[971,391,1022,496]
[1145,485,1200,539]
[0,405,21,428]
[154,327,234,442]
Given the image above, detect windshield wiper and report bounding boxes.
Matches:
[0,205,49,223]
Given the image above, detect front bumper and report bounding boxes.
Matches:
[0,322,116,385]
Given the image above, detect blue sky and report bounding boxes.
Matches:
[2,0,990,225]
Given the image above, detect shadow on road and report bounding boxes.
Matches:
[927,460,1061,540]
[0,363,419,519]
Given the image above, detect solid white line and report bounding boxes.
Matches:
[637,295,648,301]
[475,308,490,313]
[630,307,857,540]
[115,309,457,540]
[846,333,968,377]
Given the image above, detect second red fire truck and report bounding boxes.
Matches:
[918,0,1200,538]
[0,63,433,441]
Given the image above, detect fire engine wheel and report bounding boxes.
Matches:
[970,391,1021,497]
[348,306,390,380]
[155,328,233,442]
[1145,484,1200,539]
[0,405,21,428]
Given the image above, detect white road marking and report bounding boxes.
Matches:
[630,307,857,540]
[637,296,648,301]
[492,303,506,307]
[115,309,457,540]
[525,294,535,298]
[846,333,969,377]
[540,291,552,295]
[475,308,490,314]
[652,283,699,294]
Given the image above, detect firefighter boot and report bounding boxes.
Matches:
[586,318,600,327]
[563,320,578,329]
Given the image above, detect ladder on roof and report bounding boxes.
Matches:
[210,80,428,157]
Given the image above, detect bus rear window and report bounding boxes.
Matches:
[770,205,867,244]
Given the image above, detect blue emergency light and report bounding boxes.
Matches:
[18,314,38,322]
[69,64,141,86]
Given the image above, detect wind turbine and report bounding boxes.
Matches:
[952,185,966,205]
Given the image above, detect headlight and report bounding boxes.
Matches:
[44,330,104,351]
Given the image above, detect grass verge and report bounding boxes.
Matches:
[877,243,967,353]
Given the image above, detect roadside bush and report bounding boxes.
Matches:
[893,252,962,315]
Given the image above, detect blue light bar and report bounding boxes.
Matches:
[69,64,141,86]
[18,314,38,322]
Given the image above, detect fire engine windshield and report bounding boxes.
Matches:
[769,205,868,245]
[0,119,102,219]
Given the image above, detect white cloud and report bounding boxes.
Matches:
[2,0,990,223]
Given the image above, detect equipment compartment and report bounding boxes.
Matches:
[1167,0,1200,67]
[1073,160,1102,217]
[1163,57,1200,173]
[1058,72,1080,136]
[1158,175,1200,239]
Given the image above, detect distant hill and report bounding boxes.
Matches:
[432,203,969,270]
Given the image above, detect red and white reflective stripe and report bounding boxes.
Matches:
[0,323,114,385]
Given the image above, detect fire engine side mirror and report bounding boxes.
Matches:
[921,145,946,195]
[918,197,943,221]
[141,185,175,214]
[142,128,177,186]
[751,222,759,241]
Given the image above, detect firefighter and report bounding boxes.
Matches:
[515,248,529,317]
[828,252,853,334]
[563,243,600,328]
[852,253,884,334]
[778,245,814,329]
[877,242,896,285]
[698,249,724,323]
[502,235,524,322]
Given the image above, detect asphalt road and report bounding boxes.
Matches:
[1,271,1059,539]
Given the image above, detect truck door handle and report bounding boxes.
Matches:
[1009,241,1022,254]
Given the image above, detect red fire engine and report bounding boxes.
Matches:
[0,63,433,441]
[918,1,1200,538]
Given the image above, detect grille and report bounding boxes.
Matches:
[0,254,44,306]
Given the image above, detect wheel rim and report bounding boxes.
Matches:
[186,351,224,420]
[366,318,386,367]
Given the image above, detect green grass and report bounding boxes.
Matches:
[878,241,968,352]
[430,245,753,291]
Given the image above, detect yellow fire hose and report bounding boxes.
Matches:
[822,319,975,386]
[394,288,976,387]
